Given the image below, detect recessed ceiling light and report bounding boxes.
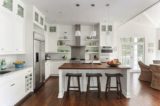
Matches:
[91,4,95,7]
[76,4,80,7]
[106,4,110,7]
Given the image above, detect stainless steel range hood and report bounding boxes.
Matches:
[70,24,85,47]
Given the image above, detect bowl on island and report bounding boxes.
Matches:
[107,59,121,67]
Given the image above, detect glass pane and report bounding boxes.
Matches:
[40,17,44,25]
[138,38,144,43]
[17,5,24,17]
[137,44,144,61]
[50,26,56,32]
[35,12,39,22]
[44,25,47,31]
[3,0,13,11]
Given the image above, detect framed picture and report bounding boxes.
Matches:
[50,26,56,32]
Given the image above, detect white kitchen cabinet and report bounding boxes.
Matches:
[33,6,45,29]
[45,61,51,80]
[46,32,58,53]
[45,24,59,53]
[0,7,15,54]
[50,61,68,76]
[0,67,33,106]
[14,16,25,54]
[0,0,26,55]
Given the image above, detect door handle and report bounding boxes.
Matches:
[36,52,39,62]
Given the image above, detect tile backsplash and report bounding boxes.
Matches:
[47,53,71,60]
[0,55,25,68]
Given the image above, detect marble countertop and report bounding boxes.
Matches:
[0,66,32,77]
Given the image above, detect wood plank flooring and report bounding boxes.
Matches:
[20,73,160,106]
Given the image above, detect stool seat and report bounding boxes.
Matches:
[66,73,82,77]
[105,73,123,77]
[86,73,102,77]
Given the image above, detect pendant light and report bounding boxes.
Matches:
[75,24,81,36]
[75,31,81,36]
[90,24,96,38]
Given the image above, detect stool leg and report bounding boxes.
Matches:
[118,77,122,98]
[67,76,71,92]
[87,77,90,93]
[116,76,119,95]
[105,77,109,96]
[97,76,101,97]
[77,76,81,93]
[108,77,111,93]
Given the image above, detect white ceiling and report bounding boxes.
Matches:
[26,0,159,24]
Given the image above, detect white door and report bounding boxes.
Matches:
[121,37,145,70]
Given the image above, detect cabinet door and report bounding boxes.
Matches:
[14,16,25,54]
[45,61,51,79]
[0,7,15,55]
[0,83,13,106]
[13,0,25,54]
[46,32,58,53]
[14,73,25,103]
[0,78,17,106]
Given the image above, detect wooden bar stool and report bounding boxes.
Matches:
[66,73,82,93]
[105,73,123,98]
[86,73,102,97]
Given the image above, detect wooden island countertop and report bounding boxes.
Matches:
[59,63,131,70]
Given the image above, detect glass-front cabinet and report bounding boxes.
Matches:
[33,6,45,29]
[3,0,13,11]
[17,4,24,17]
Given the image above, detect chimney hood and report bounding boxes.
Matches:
[70,24,85,47]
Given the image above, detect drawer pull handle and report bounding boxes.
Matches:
[10,83,15,87]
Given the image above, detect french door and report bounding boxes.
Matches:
[120,37,145,70]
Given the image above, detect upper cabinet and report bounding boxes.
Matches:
[2,0,13,11]
[0,0,25,55]
[33,7,45,29]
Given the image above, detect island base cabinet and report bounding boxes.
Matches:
[50,61,69,76]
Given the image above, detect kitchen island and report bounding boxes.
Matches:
[58,63,131,98]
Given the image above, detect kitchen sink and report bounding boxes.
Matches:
[0,71,11,74]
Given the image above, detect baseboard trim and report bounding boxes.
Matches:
[15,92,33,106]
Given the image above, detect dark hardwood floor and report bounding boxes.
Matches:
[20,73,160,106]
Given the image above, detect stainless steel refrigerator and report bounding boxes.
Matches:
[33,32,45,91]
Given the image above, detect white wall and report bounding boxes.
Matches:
[115,15,157,65]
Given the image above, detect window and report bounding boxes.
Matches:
[3,0,13,11]
[120,37,145,70]
[17,5,24,17]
